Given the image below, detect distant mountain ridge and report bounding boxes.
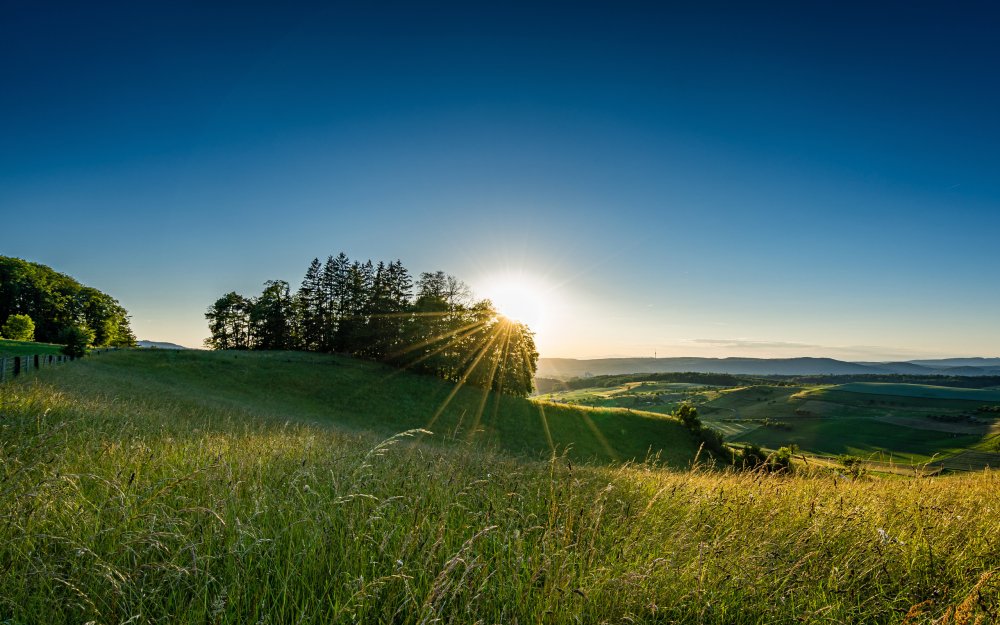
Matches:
[137,340,190,350]
[537,356,1000,379]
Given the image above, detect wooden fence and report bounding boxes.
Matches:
[0,353,75,382]
[0,348,121,383]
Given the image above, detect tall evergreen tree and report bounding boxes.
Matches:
[296,258,324,350]
[251,280,294,350]
[320,254,349,352]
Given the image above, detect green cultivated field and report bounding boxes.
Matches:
[540,378,1000,469]
[1,351,999,624]
[0,338,65,356]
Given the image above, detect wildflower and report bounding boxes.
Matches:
[877,528,904,545]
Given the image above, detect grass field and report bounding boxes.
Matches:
[2,351,999,623]
[0,338,65,356]
[831,382,1000,401]
[540,378,1000,469]
[736,417,983,462]
[4,349,701,466]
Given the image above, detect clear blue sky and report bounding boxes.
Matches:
[2,1,998,358]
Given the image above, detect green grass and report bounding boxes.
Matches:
[0,338,64,357]
[1,350,998,623]
[832,382,1000,402]
[738,417,983,463]
[12,349,701,466]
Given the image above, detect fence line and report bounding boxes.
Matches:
[0,353,73,382]
[0,348,117,383]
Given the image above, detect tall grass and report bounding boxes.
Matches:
[1,354,997,623]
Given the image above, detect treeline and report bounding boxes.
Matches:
[206,254,538,396]
[535,371,776,394]
[0,256,135,347]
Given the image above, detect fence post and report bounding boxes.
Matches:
[34,354,40,369]
[0,357,5,382]
[13,356,21,377]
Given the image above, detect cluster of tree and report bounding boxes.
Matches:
[205,254,538,397]
[0,257,135,347]
[674,404,727,459]
[537,371,780,394]
[672,403,798,471]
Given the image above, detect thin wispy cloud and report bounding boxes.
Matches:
[682,338,948,361]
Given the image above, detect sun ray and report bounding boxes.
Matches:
[466,321,512,442]
[426,324,504,430]
[580,412,620,462]
[340,319,491,404]
[537,403,555,453]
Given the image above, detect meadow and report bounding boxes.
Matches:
[1,351,998,624]
[0,338,65,357]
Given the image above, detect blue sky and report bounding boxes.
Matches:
[2,1,998,358]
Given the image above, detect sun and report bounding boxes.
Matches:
[481,276,547,331]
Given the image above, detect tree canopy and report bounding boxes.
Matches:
[0,257,135,347]
[205,254,538,397]
[1,314,35,341]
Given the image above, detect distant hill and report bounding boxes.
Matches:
[136,340,190,350]
[537,356,1000,379]
[909,357,1000,368]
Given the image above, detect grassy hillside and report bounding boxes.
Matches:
[0,338,64,356]
[1,351,998,623]
[539,378,1000,469]
[6,349,701,465]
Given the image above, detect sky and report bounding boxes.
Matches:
[2,1,998,359]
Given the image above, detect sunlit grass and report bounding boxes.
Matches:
[0,351,997,623]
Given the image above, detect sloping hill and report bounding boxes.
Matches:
[16,349,701,465]
[4,348,999,624]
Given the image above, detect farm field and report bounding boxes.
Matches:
[538,377,1000,470]
[1,349,998,623]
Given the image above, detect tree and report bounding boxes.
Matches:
[296,258,324,351]
[251,280,294,350]
[676,404,702,431]
[1,314,35,341]
[0,256,134,345]
[59,324,95,358]
[320,254,349,352]
[205,292,252,350]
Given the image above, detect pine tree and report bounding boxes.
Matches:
[320,254,349,352]
[296,258,323,350]
[251,280,294,350]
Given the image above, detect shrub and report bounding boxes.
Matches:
[2,314,35,341]
[838,454,866,480]
[59,325,95,358]
[675,403,701,432]
[739,443,794,473]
